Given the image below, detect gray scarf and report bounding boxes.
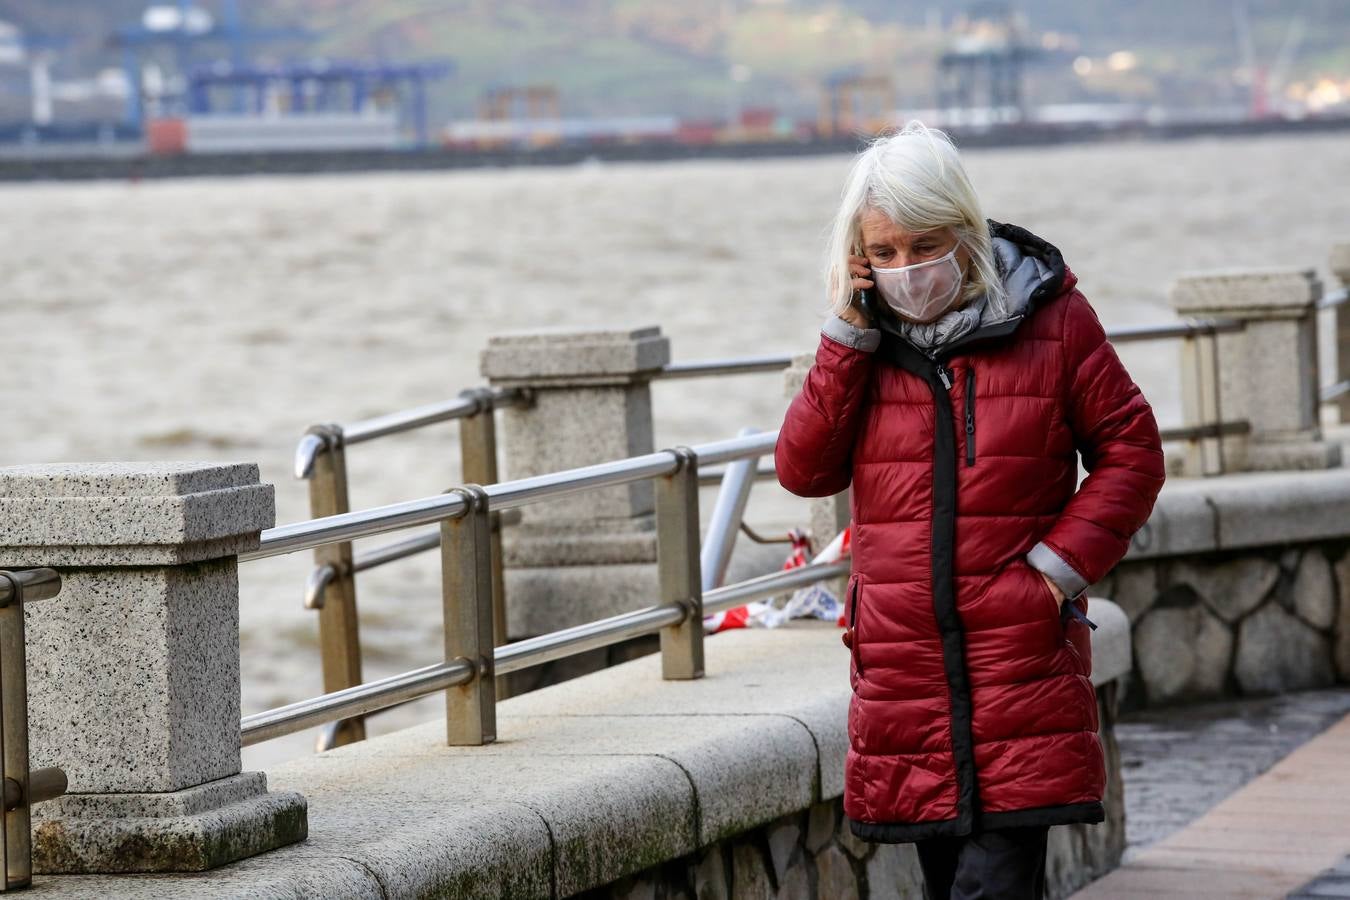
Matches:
[895,292,990,354]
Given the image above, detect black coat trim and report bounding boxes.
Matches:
[980,801,1105,830]
[846,801,1104,844]
[873,334,980,837]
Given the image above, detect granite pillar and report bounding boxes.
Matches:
[783,352,851,598]
[1170,268,1340,473]
[0,462,307,872]
[1331,243,1350,424]
[480,326,671,637]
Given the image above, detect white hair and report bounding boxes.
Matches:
[823,120,1007,321]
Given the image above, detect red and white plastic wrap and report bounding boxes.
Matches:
[702,526,851,634]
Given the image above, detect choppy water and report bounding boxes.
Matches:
[4,133,1348,768]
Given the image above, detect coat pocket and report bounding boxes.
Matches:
[1024,560,1063,624]
[845,573,865,675]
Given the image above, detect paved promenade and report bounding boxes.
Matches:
[1073,688,1350,898]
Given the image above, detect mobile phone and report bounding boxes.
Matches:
[857,281,879,323]
[853,249,880,323]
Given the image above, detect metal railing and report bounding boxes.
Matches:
[1321,286,1350,407]
[281,358,795,748]
[0,569,68,892]
[1317,286,1349,310]
[285,386,526,745]
[240,429,849,749]
[1093,317,1252,472]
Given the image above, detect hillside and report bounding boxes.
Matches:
[1,0,1346,122]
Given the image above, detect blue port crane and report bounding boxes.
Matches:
[109,0,310,130]
[187,59,453,148]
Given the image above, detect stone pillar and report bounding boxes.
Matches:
[783,353,851,598]
[0,463,306,873]
[1170,268,1340,473]
[480,326,670,638]
[1331,243,1350,423]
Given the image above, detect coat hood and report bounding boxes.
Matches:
[988,219,1075,322]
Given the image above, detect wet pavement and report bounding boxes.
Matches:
[1293,856,1350,898]
[1116,686,1350,860]
[1072,686,1350,898]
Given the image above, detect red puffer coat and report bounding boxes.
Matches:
[776,222,1165,842]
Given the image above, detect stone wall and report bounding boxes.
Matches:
[1081,462,1350,710]
[1092,543,1347,710]
[581,684,1124,900]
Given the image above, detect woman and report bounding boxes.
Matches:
[775,122,1165,899]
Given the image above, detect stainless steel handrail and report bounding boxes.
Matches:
[290,319,1236,479]
[244,492,470,561]
[702,427,761,591]
[244,431,780,563]
[293,354,794,480]
[241,659,475,746]
[299,462,779,593]
[0,569,61,605]
[1158,420,1251,442]
[1323,380,1350,402]
[294,387,529,479]
[354,530,444,573]
[1106,317,1244,343]
[484,450,678,511]
[653,354,795,379]
[689,431,777,468]
[700,462,777,485]
[1318,287,1349,310]
[240,558,849,746]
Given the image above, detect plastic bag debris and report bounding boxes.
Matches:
[703,525,851,634]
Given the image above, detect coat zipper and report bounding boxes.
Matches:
[964,366,976,466]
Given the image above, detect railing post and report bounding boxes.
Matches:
[1171,269,1339,473]
[457,389,510,699]
[1178,328,1225,476]
[1332,243,1350,423]
[0,463,306,873]
[655,448,704,680]
[0,569,67,891]
[305,424,366,747]
[441,485,497,745]
[480,326,670,640]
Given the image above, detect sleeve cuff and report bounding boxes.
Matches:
[821,315,880,352]
[1026,541,1089,600]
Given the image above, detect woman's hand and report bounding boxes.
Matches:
[841,254,874,330]
[1039,570,1066,607]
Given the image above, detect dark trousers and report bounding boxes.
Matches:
[914,825,1049,900]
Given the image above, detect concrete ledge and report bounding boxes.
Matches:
[1125,467,1350,561]
[35,618,1131,898]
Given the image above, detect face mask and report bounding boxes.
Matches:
[870,246,964,324]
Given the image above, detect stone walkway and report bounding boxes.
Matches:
[1072,687,1350,898]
